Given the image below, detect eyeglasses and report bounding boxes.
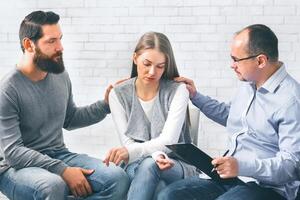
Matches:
[231,54,261,63]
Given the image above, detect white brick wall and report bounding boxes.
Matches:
[0,0,300,161]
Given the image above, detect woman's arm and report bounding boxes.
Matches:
[109,89,135,146]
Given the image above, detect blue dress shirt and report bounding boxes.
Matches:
[191,63,300,200]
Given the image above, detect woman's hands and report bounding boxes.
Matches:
[103,147,129,166]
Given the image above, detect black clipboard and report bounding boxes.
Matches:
[166,143,244,185]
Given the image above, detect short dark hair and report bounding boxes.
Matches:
[131,32,179,80]
[19,11,60,52]
[239,24,279,62]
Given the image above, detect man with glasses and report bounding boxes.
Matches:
[158,24,300,200]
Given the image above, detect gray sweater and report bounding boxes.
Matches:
[0,69,110,175]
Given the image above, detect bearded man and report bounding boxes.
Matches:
[0,10,129,200]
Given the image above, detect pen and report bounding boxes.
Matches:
[211,149,229,173]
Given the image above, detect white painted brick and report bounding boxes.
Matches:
[118,68,131,77]
[221,6,263,16]
[145,0,184,7]
[210,16,226,24]
[211,78,234,87]
[63,24,100,33]
[278,42,292,51]
[94,52,118,59]
[217,24,246,33]
[123,25,140,33]
[129,7,153,16]
[88,33,113,42]
[274,0,300,5]
[38,0,84,8]
[252,16,284,24]
[280,51,296,61]
[216,88,235,97]
[139,25,165,33]
[275,25,300,34]
[84,42,105,51]
[195,69,221,78]
[264,6,296,15]
[145,17,170,25]
[285,16,300,24]
[72,17,119,25]
[84,0,97,7]
[180,69,196,77]
[117,52,133,60]
[0,34,7,41]
[237,0,273,6]
[192,7,220,16]
[120,17,145,25]
[191,25,216,33]
[105,43,129,51]
[178,7,192,16]
[196,16,211,24]
[226,16,253,24]
[154,8,178,16]
[197,87,217,96]
[14,0,38,8]
[211,0,236,6]
[201,34,229,42]
[182,0,210,6]
[169,33,199,42]
[107,60,129,68]
[165,25,191,33]
[113,34,136,42]
[184,61,210,69]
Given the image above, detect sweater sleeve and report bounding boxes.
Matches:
[0,89,68,175]
[63,74,110,130]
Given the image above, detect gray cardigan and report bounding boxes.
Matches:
[114,78,197,177]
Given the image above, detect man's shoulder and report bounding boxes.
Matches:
[0,69,21,92]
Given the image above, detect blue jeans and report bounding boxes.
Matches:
[0,149,129,200]
[157,176,285,200]
[126,157,184,200]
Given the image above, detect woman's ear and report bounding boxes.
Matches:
[133,53,138,65]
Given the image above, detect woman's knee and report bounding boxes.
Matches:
[138,157,159,173]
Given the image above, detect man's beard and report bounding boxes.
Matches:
[33,47,65,74]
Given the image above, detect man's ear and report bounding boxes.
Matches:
[22,38,34,53]
[257,54,268,69]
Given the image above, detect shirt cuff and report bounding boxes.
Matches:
[237,157,256,177]
[151,151,169,161]
[49,161,69,176]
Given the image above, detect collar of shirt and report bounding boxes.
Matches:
[256,62,287,94]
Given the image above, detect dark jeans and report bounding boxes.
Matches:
[157,176,285,200]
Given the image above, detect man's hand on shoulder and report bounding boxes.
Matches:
[104,77,129,104]
[61,167,94,198]
[174,77,197,99]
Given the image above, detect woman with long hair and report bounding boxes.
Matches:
[104,32,197,200]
